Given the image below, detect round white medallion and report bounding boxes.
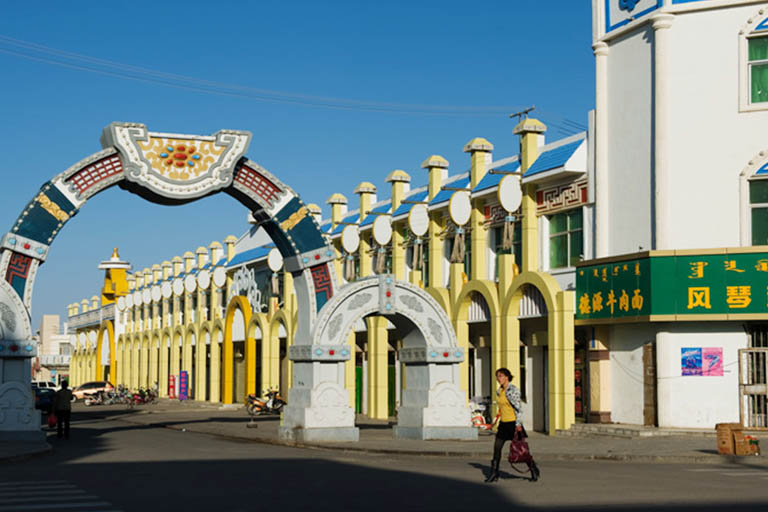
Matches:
[142,289,151,304]
[151,285,162,302]
[372,215,392,246]
[212,267,226,288]
[184,274,197,293]
[449,191,471,226]
[341,225,360,254]
[173,278,184,296]
[498,175,523,213]
[408,204,429,237]
[133,290,143,306]
[125,294,133,308]
[197,269,211,289]
[267,248,283,272]
[116,296,125,311]
[161,281,172,299]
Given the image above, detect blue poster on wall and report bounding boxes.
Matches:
[681,348,702,376]
[179,370,188,401]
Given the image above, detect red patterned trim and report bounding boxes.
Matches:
[310,264,333,308]
[6,252,32,283]
[66,155,123,195]
[234,165,282,209]
[536,179,589,214]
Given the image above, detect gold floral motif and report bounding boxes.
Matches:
[137,137,225,182]
[35,193,69,222]
[280,206,308,231]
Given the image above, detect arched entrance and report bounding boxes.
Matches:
[280,275,475,442]
[0,122,338,441]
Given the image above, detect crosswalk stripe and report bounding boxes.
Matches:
[0,490,86,498]
[0,480,68,486]
[722,472,767,476]
[2,495,99,504]
[0,502,111,511]
[0,485,77,491]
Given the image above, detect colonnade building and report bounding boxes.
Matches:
[68,120,590,435]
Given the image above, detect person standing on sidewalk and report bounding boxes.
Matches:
[53,380,73,439]
[485,368,540,483]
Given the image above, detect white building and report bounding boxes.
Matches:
[582,0,768,429]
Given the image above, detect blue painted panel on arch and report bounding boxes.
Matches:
[605,0,663,33]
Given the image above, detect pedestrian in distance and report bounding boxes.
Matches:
[484,368,540,483]
[53,380,73,439]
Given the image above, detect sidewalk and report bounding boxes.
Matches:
[88,399,768,465]
[0,441,52,463]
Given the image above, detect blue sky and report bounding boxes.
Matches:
[0,1,594,331]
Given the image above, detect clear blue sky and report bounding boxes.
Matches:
[0,1,594,331]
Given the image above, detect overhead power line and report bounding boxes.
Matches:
[0,34,589,132]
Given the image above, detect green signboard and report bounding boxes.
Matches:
[576,251,768,322]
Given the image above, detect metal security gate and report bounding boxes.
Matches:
[739,348,768,429]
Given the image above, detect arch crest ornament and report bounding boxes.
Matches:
[280,275,475,442]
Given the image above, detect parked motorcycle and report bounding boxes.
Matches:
[246,389,285,416]
[84,391,104,406]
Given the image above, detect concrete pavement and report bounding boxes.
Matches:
[3,399,765,465]
[79,399,768,465]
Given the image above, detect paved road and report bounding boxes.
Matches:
[2,413,767,512]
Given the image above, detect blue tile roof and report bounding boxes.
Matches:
[524,139,584,178]
[227,245,274,267]
[429,177,470,206]
[330,213,360,236]
[473,165,520,194]
[392,190,428,218]
[360,203,392,229]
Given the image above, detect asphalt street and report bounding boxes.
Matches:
[2,412,767,512]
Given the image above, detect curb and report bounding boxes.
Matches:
[101,414,767,465]
[0,442,53,464]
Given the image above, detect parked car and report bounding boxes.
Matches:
[72,381,114,401]
[31,381,57,390]
[34,387,56,414]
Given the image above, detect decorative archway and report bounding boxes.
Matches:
[0,122,338,440]
[280,275,475,442]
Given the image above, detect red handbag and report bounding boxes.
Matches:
[47,412,57,429]
[508,431,532,464]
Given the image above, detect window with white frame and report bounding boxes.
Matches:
[750,179,768,244]
[749,36,768,104]
[548,209,583,269]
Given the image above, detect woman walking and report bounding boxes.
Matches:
[485,368,540,483]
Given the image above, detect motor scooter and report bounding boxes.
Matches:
[246,389,285,416]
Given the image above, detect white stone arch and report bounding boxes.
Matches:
[280,275,474,443]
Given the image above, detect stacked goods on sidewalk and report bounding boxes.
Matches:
[716,423,761,456]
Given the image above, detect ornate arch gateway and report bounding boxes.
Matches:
[281,276,475,441]
[0,122,472,442]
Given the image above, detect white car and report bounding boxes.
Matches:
[31,381,58,390]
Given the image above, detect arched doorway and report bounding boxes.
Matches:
[281,276,475,442]
[209,322,223,402]
[224,297,251,404]
[158,331,170,397]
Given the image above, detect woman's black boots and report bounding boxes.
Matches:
[529,461,540,482]
[485,459,500,483]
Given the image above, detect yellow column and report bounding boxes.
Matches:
[421,156,449,288]
[386,170,411,280]
[196,332,208,401]
[354,182,377,277]
[366,316,389,420]
[209,332,220,403]
[449,263,469,397]
[345,330,356,409]
[327,193,349,283]
[131,338,139,389]
[464,138,494,281]
[158,335,168,398]
[149,338,158,390]
[223,320,234,404]
[140,337,149,389]
[551,290,575,433]
[513,118,546,273]
[497,254,520,382]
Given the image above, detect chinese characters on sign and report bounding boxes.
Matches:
[680,347,723,377]
[576,251,768,320]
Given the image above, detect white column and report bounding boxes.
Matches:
[652,14,675,250]
[593,41,610,257]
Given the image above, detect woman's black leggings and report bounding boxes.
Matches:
[492,435,506,462]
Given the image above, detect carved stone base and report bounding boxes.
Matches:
[0,426,44,442]
[0,380,42,442]
[278,426,360,443]
[393,426,477,441]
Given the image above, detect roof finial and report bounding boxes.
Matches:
[111,247,120,259]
